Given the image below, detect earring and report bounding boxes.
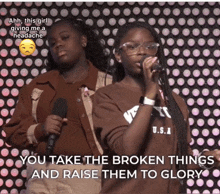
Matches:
[118,59,122,63]
[82,43,87,47]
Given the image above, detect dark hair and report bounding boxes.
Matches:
[112,21,188,191]
[46,18,108,73]
[112,22,164,82]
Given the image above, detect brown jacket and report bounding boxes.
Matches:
[4,62,112,157]
[93,82,194,194]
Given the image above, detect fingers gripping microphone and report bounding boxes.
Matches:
[46,98,68,156]
[140,55,165,72]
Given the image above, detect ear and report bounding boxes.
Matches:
[81,35,87,47]
[114,50,122,63]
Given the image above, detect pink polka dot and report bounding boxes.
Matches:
[0,178,3,187]
[207,138,215,146]
[192,129,199,136]
[6,159,14,167]
[15,179,23,187]
[206,179,214,187]
[208,119,215,126]
[5,179,13,188]
[1,148,9,157]
[197,138,204,146]
[196,179,204,187]
[213,169,220,177]
[197,119,205,126]
[202,170,209,177]
[202,129,209,137]
[11,148,19,157]
[212,128,220,136]
[11,168,19,177]
[202,190,210,194]
[212,189,220,194]
[1,168,9,177]
[187,179,194,187]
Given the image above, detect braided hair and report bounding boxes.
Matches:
[46,18,108,73]
[112,21,188,191]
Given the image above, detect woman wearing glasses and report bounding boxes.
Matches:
[93,22,220,194]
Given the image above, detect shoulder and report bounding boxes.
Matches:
[95,71,113,90]
[172,91,189,116]
[26,70,59,87]
[29,70,59,85]
[19,70,59,94]
[95,82,123,98]
[172,92,186,105]
[93,83,122,105]
[94,82,132,110]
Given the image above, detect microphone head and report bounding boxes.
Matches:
[151,62,164,72]
[52,98,68,118]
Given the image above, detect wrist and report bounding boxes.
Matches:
[41,124,49,136]
[139,96,155,106]
[34,123,48,142]
[143,90,157,100]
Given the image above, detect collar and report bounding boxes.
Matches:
[73,60,98,91]
[36,60,98,91]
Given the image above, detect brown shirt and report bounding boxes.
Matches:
[93,82,192,194]
[4,61,103,157]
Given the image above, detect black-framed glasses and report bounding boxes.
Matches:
[118,42,159,56]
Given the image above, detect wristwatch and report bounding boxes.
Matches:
[139,96,155,106]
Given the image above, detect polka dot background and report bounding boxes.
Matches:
[0,2,220,193]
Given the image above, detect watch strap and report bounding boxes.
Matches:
[139,96,155,106]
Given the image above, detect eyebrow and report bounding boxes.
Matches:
[59,31,69,34]
[48,31,69,41]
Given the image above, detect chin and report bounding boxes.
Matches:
[127,71,142,79]
[130,68,142,76]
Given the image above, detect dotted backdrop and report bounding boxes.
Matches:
[0,2,220,194]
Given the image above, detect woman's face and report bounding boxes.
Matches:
[48,22,87,71]
[115,28,156,78]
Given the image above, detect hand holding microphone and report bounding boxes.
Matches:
[141,56,161,99]
[43,115,67,135]
[140,55,164,72]
[45,98,68,156]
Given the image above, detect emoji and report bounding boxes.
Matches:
[19,39,36,55]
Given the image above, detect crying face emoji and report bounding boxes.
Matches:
[19,39,36,55]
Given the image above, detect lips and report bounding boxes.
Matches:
[135,58,143,67]
[58,50,67,57]
[136,62,141,67]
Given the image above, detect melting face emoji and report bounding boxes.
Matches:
[19,39,36,55]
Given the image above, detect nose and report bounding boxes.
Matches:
[137,45,147,55]
[54,39,63,49]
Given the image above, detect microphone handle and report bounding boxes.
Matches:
[46,134,57,156]
[46,98,67,156]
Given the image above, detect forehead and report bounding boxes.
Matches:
[121,28,155,43]
[48,22,79,38]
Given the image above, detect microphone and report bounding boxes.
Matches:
[140,55,165,72]
[46,98,68,156]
